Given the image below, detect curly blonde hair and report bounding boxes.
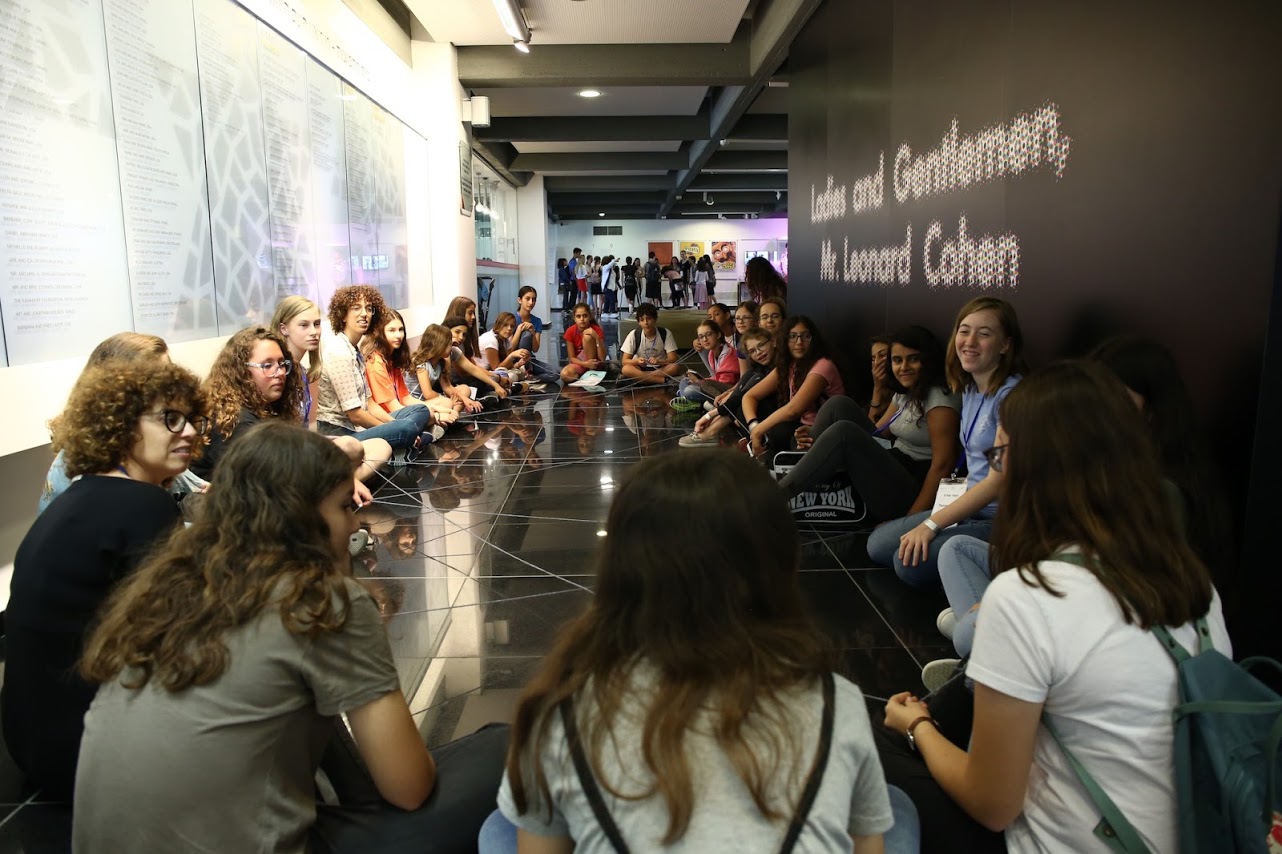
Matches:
[327,285,385,335]
[54,361,207,478]
[203,327,304,438]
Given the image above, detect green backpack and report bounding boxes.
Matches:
[1048,554,1282,853]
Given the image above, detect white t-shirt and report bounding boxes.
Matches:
[498,669,892,853]
[621,327,677,362]
[968,557,1231,854]
[478,329,503,365]
[887,386,962,461]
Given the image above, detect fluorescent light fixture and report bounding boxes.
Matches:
[598,212,605,217]
[491,0,530,42]
[578,89,602,98]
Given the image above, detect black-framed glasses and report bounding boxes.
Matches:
[984,444,1008,472]
[747,344,771,356]
[759,312,783,321]
[696,332,718,341]
[148,409,210,436]
[245,359,293,376]
[788,332,813,343]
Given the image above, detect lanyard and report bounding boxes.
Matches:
[955,397,985,477]
[873,404,905,436]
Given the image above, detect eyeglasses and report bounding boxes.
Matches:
[245,359,293,376]
[759,312,782,321]
[696,332,718,341]
[787,332,813,343]
[984,444,1008,472]
[747,344,771,356]
[148,409,210,435]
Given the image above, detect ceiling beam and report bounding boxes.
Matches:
[471,139,532,188]
[474,115,707,143]
[660,0,823,215]
[672,191,781,205]
[722,113,787,141]
[457,32,751,88]
[510,151,688,171]
[549,192,669,206]
[553,205,661,217]
[687,173,788,191]
[544,175,675,192]
[702,150,788,171]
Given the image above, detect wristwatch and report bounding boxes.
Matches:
[906,715,936,752]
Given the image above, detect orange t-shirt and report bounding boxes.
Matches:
[365,350,410,412]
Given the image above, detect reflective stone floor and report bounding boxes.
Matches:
[0,312,948,850]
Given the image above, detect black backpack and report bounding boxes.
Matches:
[645,261,661,284]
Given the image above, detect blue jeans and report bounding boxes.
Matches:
[478,785,921,853]
[866,511,994,588]
[318,403,430,451]
[938,535,992,657]
[516,330,562,384]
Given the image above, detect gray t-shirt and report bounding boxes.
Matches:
[73,577,400,854]
[498,669,892,852]
[888,386,962,462]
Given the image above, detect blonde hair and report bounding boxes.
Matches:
[270,296,323,383]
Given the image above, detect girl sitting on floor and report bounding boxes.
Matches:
[742,315,847,463]
[778,325,961,521]
[673,318,741,412]
[679,326,779,448]
[561,303,607,383]
[446,314,512,398]
[483,450,909,853]
[74,422,508,853]
[412,323,505,416]
[479,311,533,392]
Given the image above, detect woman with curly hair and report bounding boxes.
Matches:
[2,360,206,797]
[315,284,433,452]
[38,332,171,514]
[73,421,509,852]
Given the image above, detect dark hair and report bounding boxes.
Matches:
[204,327,304,438]
[327,285,385,336]
[774,315,834,405]
[55,361,207,478]
[870,334,892,349]
[362,307,412,372]
[1089,336,1233,581]
[81,422,356,691]
[443,314,475,360]
[944,296,1028,394]
[506,451,828,842]
[572,302,596,324]
[444,297,481,360]
[989,361,1213,628]
[736,301,760,320]
[633,303,658,321]
[745,257,787,303]
[518,285,537,299]
[410,324,453,369]
[886,325,948,417]
[573,247,582,255]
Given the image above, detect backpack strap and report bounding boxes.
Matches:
[778,672,836,854]
[560,696,631,854]
[1042,716,1151,853]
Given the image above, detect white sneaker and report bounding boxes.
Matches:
[936,607,956,640]
[921,658,963,693]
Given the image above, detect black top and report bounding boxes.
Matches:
[189,408,261,481]
[1,476,181,795]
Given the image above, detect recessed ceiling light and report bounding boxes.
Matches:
[578,89,602,98]
[598,212,605,217]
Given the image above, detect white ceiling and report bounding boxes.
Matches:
[408,0,753,46]
[513,140,683,153]
[472,85,708,117]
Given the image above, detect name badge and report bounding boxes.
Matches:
[930,477,968,527]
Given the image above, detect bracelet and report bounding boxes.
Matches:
[922,518,940,533]
[748,419,760,428]
[906,715,937,751]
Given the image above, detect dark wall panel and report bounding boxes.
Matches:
[787,0,1282,652]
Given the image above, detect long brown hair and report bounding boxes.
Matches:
[988,361,1213,628]
[203,327,303,438]
[362,307,412,372]
[444,296,480,360]
[489,311,519,363]
[506,451,830,843]
[81,422,356,692]
[943,296,1028,394]
[410,324,453,369]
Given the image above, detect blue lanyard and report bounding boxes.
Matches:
[873,405,905,436]
[954,397,984,476]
